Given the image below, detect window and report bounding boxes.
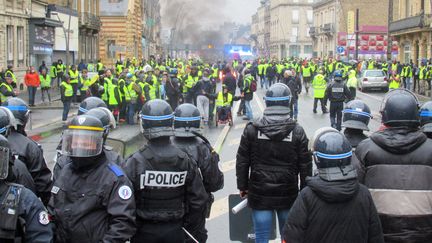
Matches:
[107,40,116,58]
[292,27,298,36]
[6,25,14,62]
[308,0,314,3]
[306,27,310,37]
[304,45,313,54]
[404,44,411,63]
[307,10,313,24]
[292,10,299,24]
[17,26,24,61]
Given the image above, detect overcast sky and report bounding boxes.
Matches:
[223,0,261,24]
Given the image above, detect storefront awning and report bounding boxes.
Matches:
[29,18,63,28]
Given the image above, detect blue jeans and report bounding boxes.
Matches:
[260,75,268,89]
[245,99,253,120]
[405,77,412,91]
[27,86,37,106]
[62,100,71,121]
[127,102,136,125]
[252,209,290,243]
[290,100,298,119]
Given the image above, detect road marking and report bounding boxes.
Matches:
[213,100,241,153]
[220,159,236,173]
[228,137,241,146]
[208,196,228,220]
[234,123,246,130]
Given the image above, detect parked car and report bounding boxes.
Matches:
[359,69,388,92]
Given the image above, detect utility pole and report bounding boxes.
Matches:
[387,0,393,61]
[65,0,72,72]
[354,8,359,60]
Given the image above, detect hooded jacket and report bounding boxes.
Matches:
[355,127,432,242]
[283,177,384,243]
[236,106,312,209]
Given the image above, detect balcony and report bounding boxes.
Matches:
[309,27,316,37]
[389,14,424,33]
[322,23,334,35]
[79,12,101,31]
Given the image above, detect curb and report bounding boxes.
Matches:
[28,112,77,142]
[213,100,241,153]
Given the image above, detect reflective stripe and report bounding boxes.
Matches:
[264,96,291,101]
[174,116,201,121]
[140,114,174,121]
[79,107,88,113]
[343,109,372,118]
[68,125,104,131]
[315,151,352,159]
[420,111,432,117]
[6,106,28,112]
[0,127,7,134]
[369,189,432,215]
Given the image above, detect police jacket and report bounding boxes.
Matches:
[282,177,384,243]
[171,136,224,193]
[325,80,351,102]
[48,152,136,243]
[355,127,432,242]
[343,129,368,149]
[123,141,208,223]
[8,131,52,205]
[11,158,36,192]
[0,183,53,243]
[236,106,312,210]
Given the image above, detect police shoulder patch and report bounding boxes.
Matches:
[38,211,50,225]
[118,185,132,200]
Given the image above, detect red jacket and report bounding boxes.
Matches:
[25,72,41,87]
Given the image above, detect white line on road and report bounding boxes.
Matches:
[208,196,229,221]
[213,100,241,153]
[220,159,236,173]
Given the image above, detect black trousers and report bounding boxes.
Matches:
[313,98,327,113]
[330,101,344,131]
[348,87,356,100]
[133,221,185,243]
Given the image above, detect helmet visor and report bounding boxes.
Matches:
[0,146,9,180]
[62,129,104,157]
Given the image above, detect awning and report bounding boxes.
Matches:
[29,17,63,28]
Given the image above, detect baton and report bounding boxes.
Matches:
[181,227,199,243]
[232,198,248,214]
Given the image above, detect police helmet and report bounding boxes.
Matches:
[2,97,29,126]
[140,99,174,140]
[334,70,343,80]
[342,100,372,131]
[0,134,10,180]
[78,97,108,115]
[0,108,16,137]
[174,104,201,137]
[380,89,420,127]
[86,107,117,141]
[419,101,432,133]
[170,68,178,76]
[312,127,357,181]
[62,115,104,158]
[264,83,292,107]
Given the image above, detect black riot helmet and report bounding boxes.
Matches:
[2,97,30,127]
[140,99,174,140]
[419,101,432,133]
[312,127,357,181]
[173,103,201,137]
[342,100,372,131]
[78,97,108,115]
[264,83,292,107]
[85,107,117,141]
[0,134,10,180]
[62,115,105,158]
[0,108,16,137]
[380,89,420,127]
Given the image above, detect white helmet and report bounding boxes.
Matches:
[143,64,153,73]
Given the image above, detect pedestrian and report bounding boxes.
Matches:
[2,97,52,205]
[241,68,255,121]
[258,60,267,89]
[24,66,40,107]
[196,69,215,126]
[68,65,80,103]
[4,64,17,88]
[346,69,358,100]
[0,74,17,103]
[60,74,73,122]
[284,70,302,120]
[56,59,65,88]
[388,73,401,90]
[236,83,312,243]
[126,74,140,125]
[216,84,234,122]
[49,115,136,242]
[39,68,51,103]
[38,61,47,74]
[325,70,351,131]
[171,104,224,243]
[312,69,327,114]
[301,62,313,93]
[223,66,237,100]
[355,89,432,242]
[342,100,371,149]
[0,135,53,242]
[77,59,87,71]
[283,128,384,243]
[123,99,208,243]
[166,68,181,111]
[419,101,432,139]
[265,62,276,87]
[78,68,91,102]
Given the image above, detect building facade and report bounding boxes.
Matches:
[311,0,392,60]
[389,0,432,64]
[142,0,162,59]
[269,0,314,59]
[77,0,100,64]
[250,1,271,57]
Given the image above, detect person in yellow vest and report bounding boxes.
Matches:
[102,69,113,105]
[118,76,129,123]
[0,74,17,103]
[56,59,65,88]
[78,69,92,102]
[367,58,375,70]
[50,62,57,85]
[258,61,266,88]
[216,84,233,122]
[39,68,51,103]
[143,74,158,102]
[97,59,104,72]
[402,64,413,91]
[126,73,141,125]
[419,63,428,95]
[68,65,80,103]
[4,65,17,88]
[60,74,73,122]
[302,62,313,93]
[312,70,328,114]
[108,78,122,122]
[388,74,401,90]
[346,69,358,100]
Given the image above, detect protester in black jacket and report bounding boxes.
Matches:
[283,128,383,243]
[223,67,237,97]
[283,70,302,120]
[236,83,311,242]
[265,62,277,87]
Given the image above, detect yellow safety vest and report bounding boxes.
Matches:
[302,66,312,77]
[216,91,233,107]
[108,84,121,106]
[39,75,51,88]
[69,70,79,83]
[312,74,327,98]
[61,81,73,97]
[0,83,13,103]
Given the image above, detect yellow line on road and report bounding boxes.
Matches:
[220,159,236,173]
[207,196,229,220]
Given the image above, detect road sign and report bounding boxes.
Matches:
[337,46,345,54]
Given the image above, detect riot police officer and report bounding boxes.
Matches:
[0,134,53,242]
[342,100,372,148]
[123,99,208,243]
[78,96,108,115]
[53,107,119,181]
[2,97,52,205]
[236,83,312,242]
[283,128,383,243]
[49,115,136,242]
[325,70,351,131]
[419,101,432,139]
[171,103,224,243]
[355,89,432,242]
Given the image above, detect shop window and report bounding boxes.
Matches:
[304,45,313,54]
[6,25,14,63]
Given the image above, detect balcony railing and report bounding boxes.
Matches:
[389,14,426,32]
[309,27,316,37]
[322,23,334,35]
[80,12,101,30]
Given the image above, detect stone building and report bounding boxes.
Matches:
[77,0,101,64]
[250,0,271,57]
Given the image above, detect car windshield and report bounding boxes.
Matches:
[365,71,385,77]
